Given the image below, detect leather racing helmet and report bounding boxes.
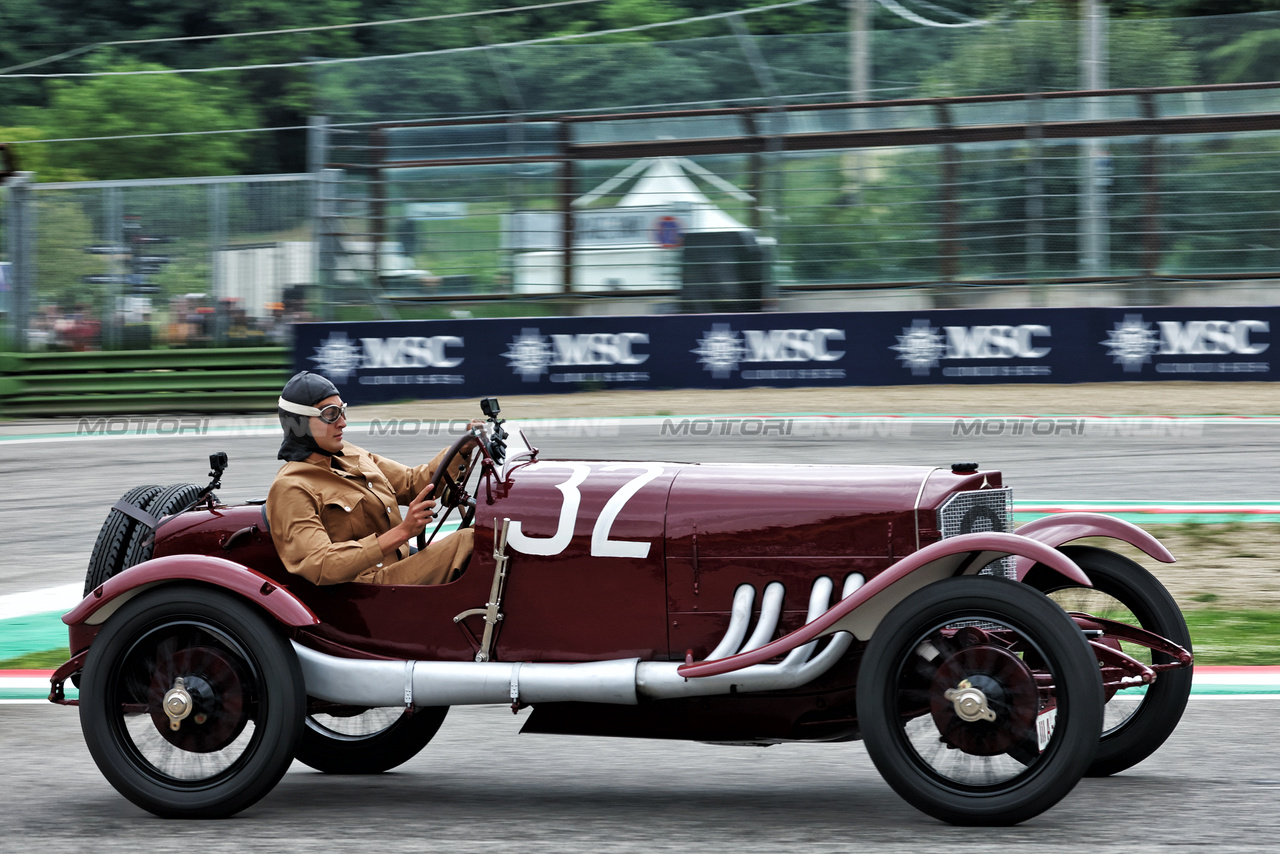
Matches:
[277,370,343,461]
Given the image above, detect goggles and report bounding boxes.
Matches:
[278,398,347,424]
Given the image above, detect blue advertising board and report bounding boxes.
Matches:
[293,306,1276,404]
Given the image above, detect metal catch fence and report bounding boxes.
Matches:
[9,174,312,352]
[317,83,1280,312]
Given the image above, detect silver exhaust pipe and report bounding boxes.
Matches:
[291,646,640,707]
[636,573,862,700]
[292,574,863,709]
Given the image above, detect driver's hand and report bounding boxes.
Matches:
[401,486,437,536]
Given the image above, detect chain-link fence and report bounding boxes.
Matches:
[314,82,1280,312]
[8,174,312,351]
[9,12,1280,349]
[10,83,1280,350]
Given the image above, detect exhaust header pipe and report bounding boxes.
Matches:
[293,575,862,709]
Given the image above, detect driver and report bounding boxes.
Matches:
[265,371,477,586]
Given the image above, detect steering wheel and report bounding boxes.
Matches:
[416,426,488,552]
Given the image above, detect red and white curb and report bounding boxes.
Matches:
[3,665,1279,705]
[0,670,74,703]
[1183,666,1280,695]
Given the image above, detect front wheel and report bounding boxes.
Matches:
[1024,545,1193,777]
[296,705,448,774]
[79,585,305,819]
[857,576,1103,826]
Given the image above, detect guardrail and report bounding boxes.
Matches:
[0,348,291,416]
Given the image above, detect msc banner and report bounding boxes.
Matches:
[293,306,1276,403]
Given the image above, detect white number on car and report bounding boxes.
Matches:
[506,463,664,558]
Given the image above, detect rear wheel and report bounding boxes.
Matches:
[1024,545,1193,777]
[296,705,448,774]
[79,585,304,818]
[857,576,1103,826]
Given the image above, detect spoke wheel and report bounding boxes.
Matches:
[296,705,449,774]
[1024,545,1193,777]
[857,576,1103,826]
[79,586,304,819]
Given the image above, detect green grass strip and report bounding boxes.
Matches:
[1184,610,1280,666]
[0,648,71,669]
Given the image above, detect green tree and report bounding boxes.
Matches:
[0,128,89,181]
[44,61,254,179]
[1206,28,1280,82]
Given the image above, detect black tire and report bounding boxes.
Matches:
[296,705,448,774]
[1023,545,1193,777]
[85,485,162,595]
[79,585,305,819]
[857,576,1103,826]
[120,483,204,569]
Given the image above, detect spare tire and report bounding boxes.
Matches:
[119,482,205,569]
[84,485,162,595]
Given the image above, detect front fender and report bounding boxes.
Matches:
[677,531,1086,679]
[64,554,320,630]
[1013,512,1175,578]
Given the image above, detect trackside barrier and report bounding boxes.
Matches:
[0,348,291,416]
[294,305,1279,405]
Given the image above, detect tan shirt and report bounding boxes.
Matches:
[265,442,455,585]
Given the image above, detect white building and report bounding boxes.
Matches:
[506,157,755,293]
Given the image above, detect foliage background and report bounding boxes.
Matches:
[3,1,1280,180]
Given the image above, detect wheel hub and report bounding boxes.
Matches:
[943,679,997,723]
[148,646,252,753]
[929,645,1039,756]
[162,677,194,731]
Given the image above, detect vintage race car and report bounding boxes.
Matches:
[50,401,1194,826]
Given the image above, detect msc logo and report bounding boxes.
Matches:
[309,332,465,382]
[892,321,1051,376]
[503,329,649,381]
[744,328,846,362]
[362,336,464,369]
[1159,320,1268,355]
[693,324,845,378]
[944,325,1050,360]
[551,332,650,366]
[1102,315,1269,372]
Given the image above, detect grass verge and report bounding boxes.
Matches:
[1182,610,1280,665]
[0,648,70,670]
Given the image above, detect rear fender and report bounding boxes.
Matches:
[64,554,319,630]
[678,531,1086,679]
[1013,512,1175,579]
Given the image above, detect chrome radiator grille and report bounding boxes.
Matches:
[937,487,1016,579]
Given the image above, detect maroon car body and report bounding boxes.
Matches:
[51,413,1194,826]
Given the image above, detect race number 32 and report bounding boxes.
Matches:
[506,463,664,558]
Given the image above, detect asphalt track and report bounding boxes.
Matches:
[3,412,1279,593]
[0,700,1276,852]
[1,414,1278,849]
